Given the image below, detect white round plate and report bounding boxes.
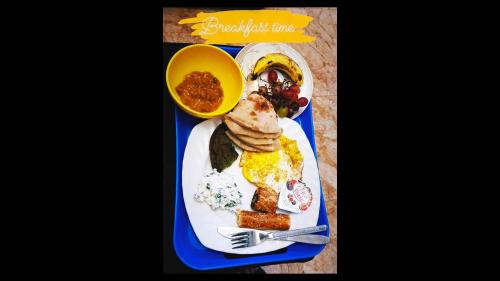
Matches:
[235,43,314,119]
[182,118,321,254]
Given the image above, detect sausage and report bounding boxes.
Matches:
[251,187,278,213]
[237,210,290,230]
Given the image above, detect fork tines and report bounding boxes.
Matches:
[230,232,248,237]
[231,233,250,249]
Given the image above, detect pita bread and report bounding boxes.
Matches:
[224,131,262,152]
[235,134,275,145]
[226,94,281,134]
[226,131,281,152]
[224,116,282,139]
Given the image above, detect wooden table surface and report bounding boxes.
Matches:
[163,7,337,274]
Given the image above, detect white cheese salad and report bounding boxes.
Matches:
[194,169,242,213]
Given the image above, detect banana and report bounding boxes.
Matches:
[251,53,304,86]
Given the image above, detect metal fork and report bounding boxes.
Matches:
[231,225,327,249]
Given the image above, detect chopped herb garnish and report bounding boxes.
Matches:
[225,202,236,208]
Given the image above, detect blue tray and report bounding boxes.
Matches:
[172,45,329,271]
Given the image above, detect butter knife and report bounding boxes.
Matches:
[280,234,330,244]
[217,226,329,245]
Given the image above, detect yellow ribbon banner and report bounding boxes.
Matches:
[178,10,315,44]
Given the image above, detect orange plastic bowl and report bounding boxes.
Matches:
[166,44,244,118]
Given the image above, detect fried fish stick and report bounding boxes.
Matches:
[237,210,290,230]
[251,187,278,213]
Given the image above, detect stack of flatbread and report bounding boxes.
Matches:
[224,93,282,152]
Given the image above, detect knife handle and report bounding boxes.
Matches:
[278,234,330,244]
[272,225,327,239]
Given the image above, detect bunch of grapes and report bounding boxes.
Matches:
[251,70,309,118]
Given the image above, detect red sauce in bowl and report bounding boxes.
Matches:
[175,71,223,113]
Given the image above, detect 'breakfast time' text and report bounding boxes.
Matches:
[178,10,315,43]
[199,17,295,38]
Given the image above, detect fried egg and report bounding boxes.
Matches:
[240,135,304,191]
